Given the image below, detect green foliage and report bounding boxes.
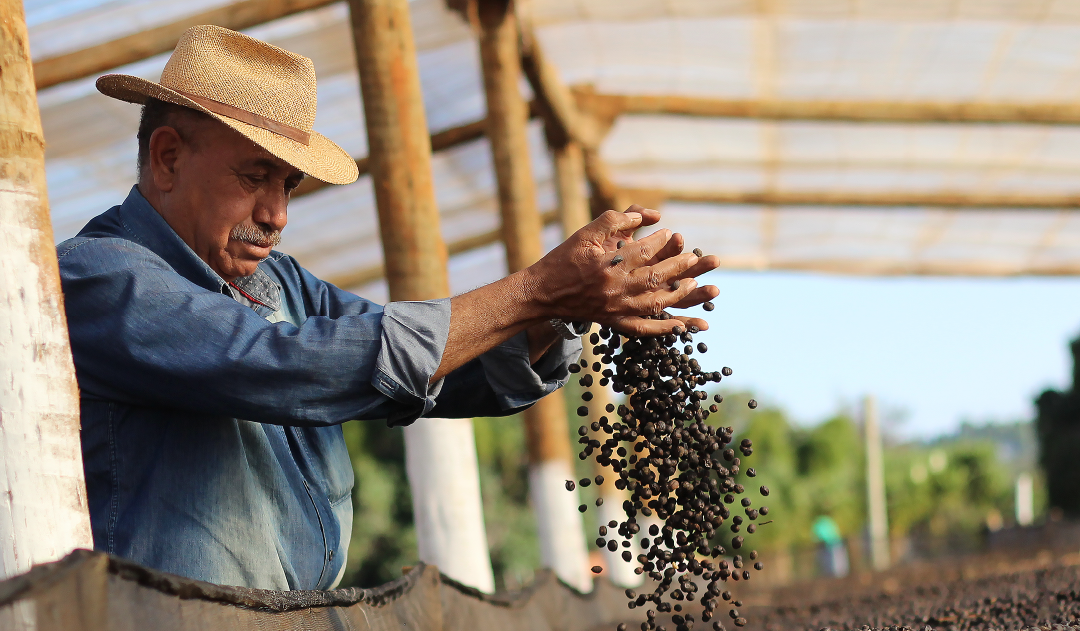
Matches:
[338,421,416,588]
[336,385,1033,588]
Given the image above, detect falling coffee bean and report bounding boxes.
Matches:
[747,399,757,409]
[565,480,576,491]
[703,301,715,311]
[591,566,603,574]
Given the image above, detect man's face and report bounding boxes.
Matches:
[146,117,305,281]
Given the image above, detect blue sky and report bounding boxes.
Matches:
[687,271,1080,439]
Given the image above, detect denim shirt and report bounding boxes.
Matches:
[57,187,580,590]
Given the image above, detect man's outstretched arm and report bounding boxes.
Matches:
[432,207,720,382]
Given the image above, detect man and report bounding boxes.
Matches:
[57,25,719,590]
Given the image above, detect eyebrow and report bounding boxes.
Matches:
[248,158,304,181]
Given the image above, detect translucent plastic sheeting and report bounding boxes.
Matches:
[28,0,1080,285]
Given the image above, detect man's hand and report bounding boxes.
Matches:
[432,205,719,382]
[523,205,720,337]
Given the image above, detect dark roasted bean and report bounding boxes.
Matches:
[565,480,576,491]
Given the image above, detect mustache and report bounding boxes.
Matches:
[230,224,281,248]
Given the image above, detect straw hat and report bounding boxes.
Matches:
[97,25,358,185]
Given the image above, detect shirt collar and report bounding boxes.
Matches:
[115,186,282,311]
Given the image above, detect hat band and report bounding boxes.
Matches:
[175,90,311,146]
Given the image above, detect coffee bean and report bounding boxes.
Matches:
[617,240,626,249]
[577,406,589,417]
[722,367,733,376]
[566,480,576,491]
[596,498,604,507]
[693,248,703,257]
[697,343,708,353]
[703,301,715,311]
[579,504,588,513]
[580,478,591,488]
[671,279,681,291]
[760,486,769,496]
[592,565,603,574]
[612,255,624,265]
[747,399,757,409]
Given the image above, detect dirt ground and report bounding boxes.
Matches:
[742,548,1080,631]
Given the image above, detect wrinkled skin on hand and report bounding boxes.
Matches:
[528,205,720,337]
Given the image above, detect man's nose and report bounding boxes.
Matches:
[255,190,289,231]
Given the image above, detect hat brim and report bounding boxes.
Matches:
[96,74,359,186]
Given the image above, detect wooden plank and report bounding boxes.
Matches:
[622,187,1080,209]
[573,89,1080,125]
[34,0,339,90]
[0,0,93,585]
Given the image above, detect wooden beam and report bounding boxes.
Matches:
[474,0,590,592]
[348,0,495,595]
[621,187,1080,209]
[0,0,93,580]
[324,209,558,289]
[573,89,1080,126]
[477,0,543,274]
[518,27,602,150]
[34,0,338,90]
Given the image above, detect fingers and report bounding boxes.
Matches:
[624,276,699,316]
[585,209,645,246]
[626,252,699,293]
[618,228,673,268]
[643,231,684,266]
[624,204,661,227]
[606,316,684,337]
[671,284,719,309]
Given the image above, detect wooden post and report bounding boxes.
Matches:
[475,0,591,592]
[0,0,93,583]
[348,0,495,593]
[863,395,890,571]
[551,140,590,240]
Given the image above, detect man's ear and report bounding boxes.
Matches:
[147,126,184,193]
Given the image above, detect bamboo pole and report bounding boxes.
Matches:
[620,187,1080,210]
[347,0,494,593]
[474,0,590,592]
[0,0,93,583]
[572,90,1080,126]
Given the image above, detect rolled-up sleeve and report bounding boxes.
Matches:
[477,331,582,410]
[371,300,450,425]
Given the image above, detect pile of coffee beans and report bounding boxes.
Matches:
[568,314,768,631]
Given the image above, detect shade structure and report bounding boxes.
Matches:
[28,0,1080,285]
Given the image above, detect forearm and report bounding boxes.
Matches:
[432,267,547,382]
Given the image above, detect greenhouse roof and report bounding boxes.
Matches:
[28,0,1080,301]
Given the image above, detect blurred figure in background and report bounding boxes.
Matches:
[813,515,849,578]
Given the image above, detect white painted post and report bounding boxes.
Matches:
[528,458,591,591]
[404,419,496,592]
[349,0,497,593]
[863,395,890,571]
[582,327,642,588]
[0,0,94,583]
[1015,472,1034,527]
